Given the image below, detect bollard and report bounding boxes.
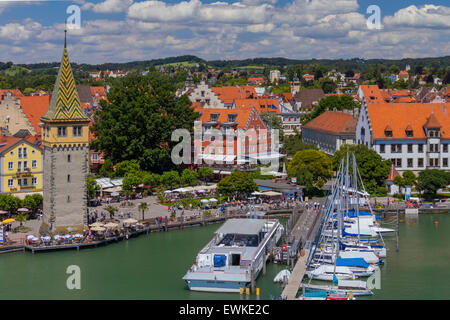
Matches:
[245,287,250,300]
[256,288,260,300]
[240,287,243,300]
[349,291,353,300]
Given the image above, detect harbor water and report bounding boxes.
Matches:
[0,213,448,300]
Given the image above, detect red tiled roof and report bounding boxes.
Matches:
[303,111,357,135]
[367,103,450,140]
[20,95,50,135]
[234,98,280,114]
[386,164,400,182]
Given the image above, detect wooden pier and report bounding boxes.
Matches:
[281,206,322,300]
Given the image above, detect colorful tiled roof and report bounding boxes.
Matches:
[41,36,89,123]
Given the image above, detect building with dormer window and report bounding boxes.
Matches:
[356,101,450,173]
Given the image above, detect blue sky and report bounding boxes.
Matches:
[0,0,449,64]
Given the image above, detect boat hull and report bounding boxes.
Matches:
[185,280,249,293]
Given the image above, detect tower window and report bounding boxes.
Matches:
[73,126,82,137]
[67,174,71,183]
[67,195,71,203]
[68,155,71,162]
[57,127,67,137]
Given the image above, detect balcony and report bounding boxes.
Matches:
[16,168,32,176]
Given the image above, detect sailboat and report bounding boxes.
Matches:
[301,153,387,298]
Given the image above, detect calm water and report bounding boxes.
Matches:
[0,214,448,300]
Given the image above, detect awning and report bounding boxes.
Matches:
[262,191,283,197]
[103,186,122,193]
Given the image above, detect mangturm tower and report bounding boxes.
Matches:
[40,31,90,231]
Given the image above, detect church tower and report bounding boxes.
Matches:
[41,31,90,231]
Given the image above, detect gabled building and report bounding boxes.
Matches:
[292,88,325,112]
[356,102,450,172]
[0,136,43,198]
[302,111,357,155]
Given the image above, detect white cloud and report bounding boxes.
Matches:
[83,0,134,14]
[127,0,271,24]
[384,5,450,28]
[1,1,449,64]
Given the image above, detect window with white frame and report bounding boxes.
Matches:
[32,160,37,168]
[32,177,37,185]
[8,162,13,170]
[7,179,13,187]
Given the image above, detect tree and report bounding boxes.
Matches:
[260,112,283,132]
[122,171,143,192]
[105,205,118,219]
[161,170,181,189]
[142,172,161,188]
[91,72,198,173]
[0,193,21,212]
[281,131,317,156]
[287,149,333,188]
[304,95,360,123]
[87,176,100,199]
[181,169,198,186]
[332,145,391,193]
[294,167,315,195]
[416,170,449,200]
[15,213,28,227]
[99,159,114,178]
[217,170,258,199]
[138,202,148,221]
[113,160,140,178]
[22,194,43,215]
[198,167,214,185]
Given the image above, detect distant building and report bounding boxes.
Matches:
[269,70,281,84]
[302,111,357,155]
[292,88,325,112]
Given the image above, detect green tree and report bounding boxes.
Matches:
[142,172,161,187]
[198,167,214,185]
[260,112,283,131]
[87,176,100,199]
[15,212,28,227]
[161,170,181,189]
[181,169,198,186]
[217,171,258,199]
[99,159,114,177]
[138,202,148,221]
[287,149,333,188]
[113,160,141,178]
[0,193,21,212]
[332,145,391,193]
[91,72,198,173]
[304,95,360,123]
[294,167,315,195]
[416,170,449,200]
[122,171,143,192]
[22,194,43,215]
[281,132,317,156]
[105,205,118,219]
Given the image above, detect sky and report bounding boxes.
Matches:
[0,0,449,64]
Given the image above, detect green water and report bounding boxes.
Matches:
[0,214,448,300]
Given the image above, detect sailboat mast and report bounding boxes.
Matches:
[353,154,360,245]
